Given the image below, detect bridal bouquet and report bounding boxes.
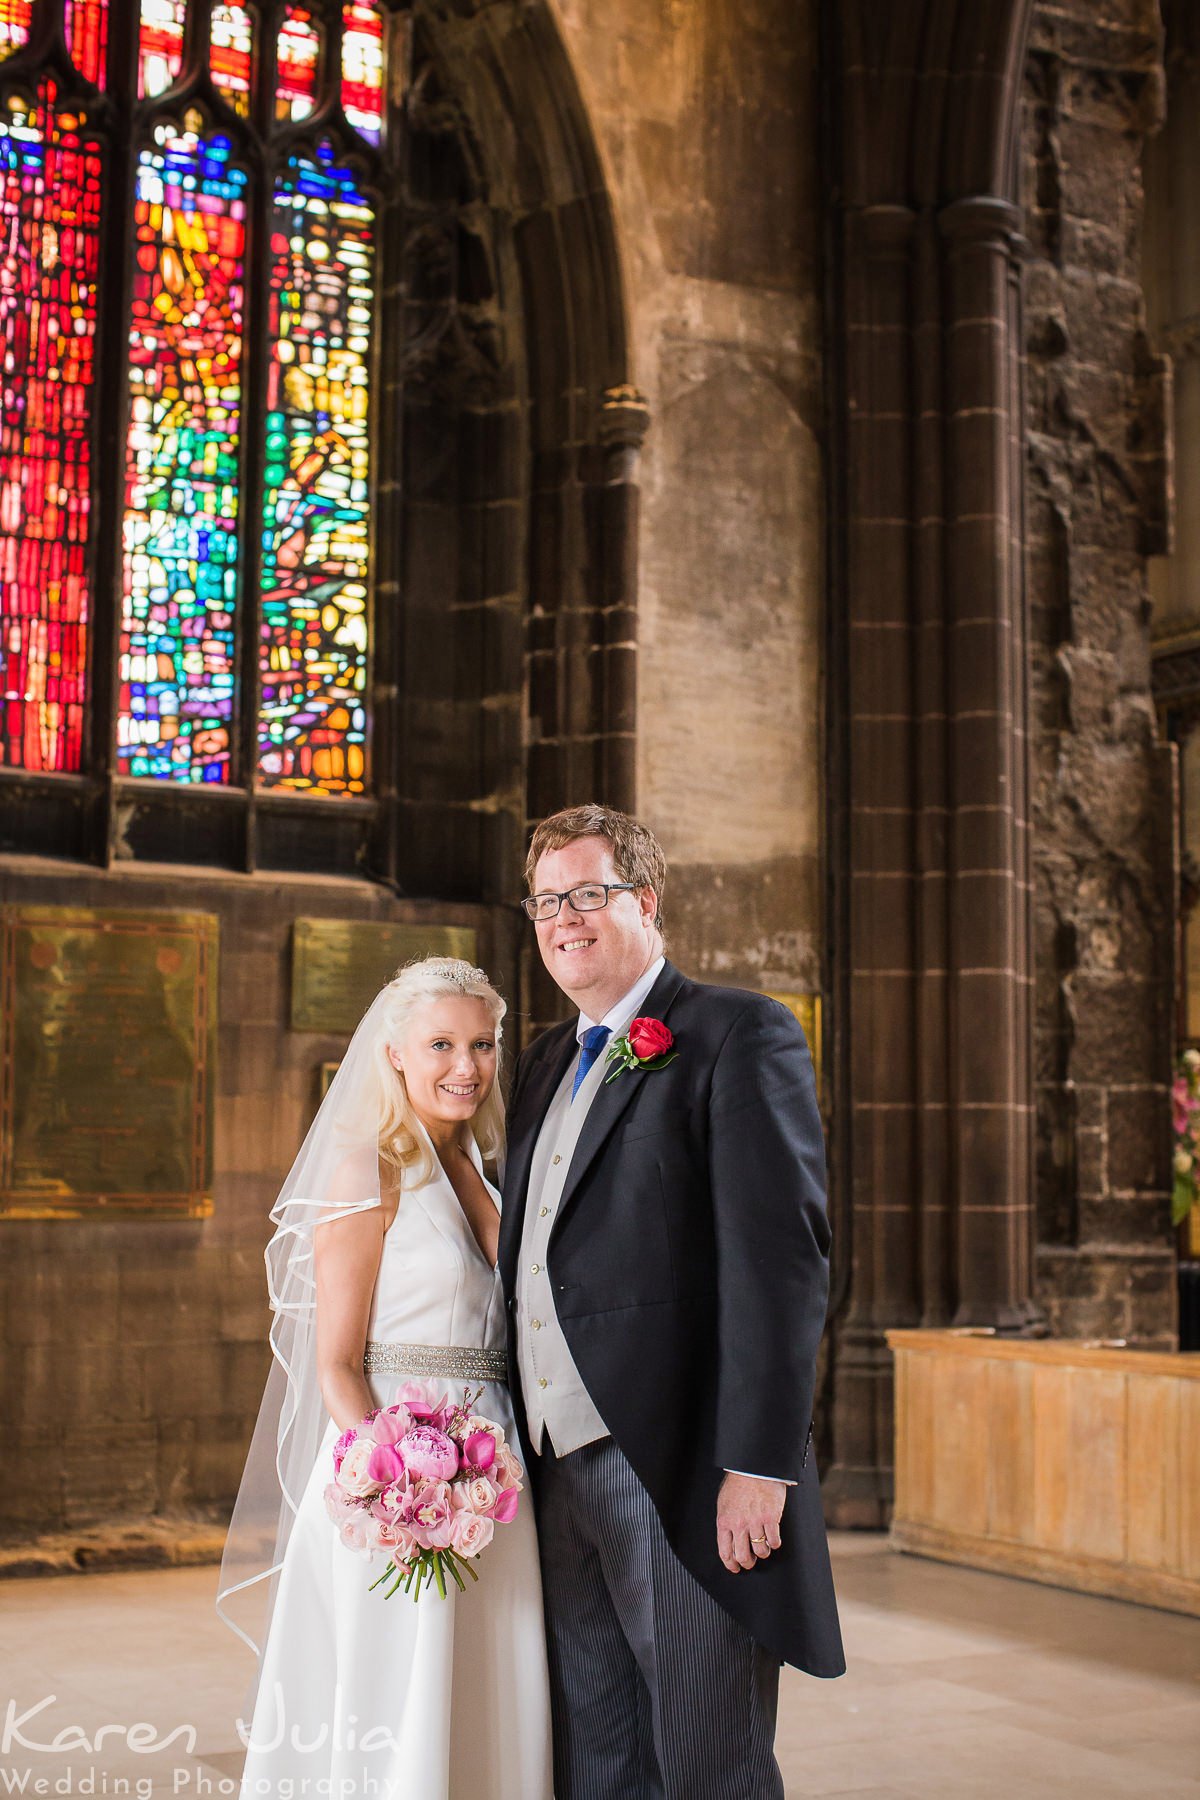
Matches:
[324,1380,524,1601]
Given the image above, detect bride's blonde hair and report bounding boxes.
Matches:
[364,956,506,1185]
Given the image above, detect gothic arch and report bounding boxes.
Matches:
[385,0,645,930]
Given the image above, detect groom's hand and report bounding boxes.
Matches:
[716,1473,786,1573]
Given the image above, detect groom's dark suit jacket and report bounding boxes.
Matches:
[498,958,845,1678]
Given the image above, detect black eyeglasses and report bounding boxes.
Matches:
[520,883,637,922]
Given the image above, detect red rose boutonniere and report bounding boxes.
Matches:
[605,1016,679,1083]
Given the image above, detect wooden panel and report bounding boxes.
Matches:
[889,1331,1200,1619]
[1183,1380,1200,1582]
[1031,1363,1072,1553]
[1127,1371,1180,1572]
[1063,1368,1126,1564]
[985,1354,1035,1543]
[930,1346,988,1536]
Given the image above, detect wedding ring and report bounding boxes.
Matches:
[751,1534,769,1544]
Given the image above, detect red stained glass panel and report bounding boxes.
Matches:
[66,0,108,88]
[0,1,32,62]
[276,4,319,124]
[0,82,102,773]
[341,2,383,144]
[210,4,253,118]
[138,0,186,100]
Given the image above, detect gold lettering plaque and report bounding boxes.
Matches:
[291,919,480,1033]
[766,991,823,1093]
[0,906,217,1221]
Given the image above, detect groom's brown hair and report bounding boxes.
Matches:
[525,804,667,932]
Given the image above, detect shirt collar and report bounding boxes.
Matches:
[577,954,667,1045]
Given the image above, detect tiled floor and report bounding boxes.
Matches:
[0,1533,1196,1797]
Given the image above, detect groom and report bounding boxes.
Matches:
[499,803,844,1799]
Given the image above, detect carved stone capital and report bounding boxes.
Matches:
[938,194,1023,254]
[597,384,651,452]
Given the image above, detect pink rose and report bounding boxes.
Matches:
[338,1437,385,1497]
[493,1445,524,1491]
[492,1486,520,1525]
[376,1519,418,1561]
[324,1481,361,1526]
[399,1424,460,1481]
[409,1479,454,1549]
[450,1509,495,1558]
[339,1515,371,1553]
[455,1474,499,1516]
[332,1426,357,1474]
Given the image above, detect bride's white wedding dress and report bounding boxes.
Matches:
[238,1134,553,1799]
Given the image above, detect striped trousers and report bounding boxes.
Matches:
[534,1436,784,1800]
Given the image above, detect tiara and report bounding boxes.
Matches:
[395,955,492,991]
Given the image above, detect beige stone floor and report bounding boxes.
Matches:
[0,1532,1197,1797]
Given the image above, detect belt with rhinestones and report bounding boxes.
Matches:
[363,1341,508,1383]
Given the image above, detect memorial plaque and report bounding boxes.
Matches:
[291,918,480,1034]
[0,907,218,1220]
[766,991,823,1093]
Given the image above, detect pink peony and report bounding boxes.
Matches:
[450,1509,495,1558]
[491,1486,520,1525]
[399,1424,459,1481]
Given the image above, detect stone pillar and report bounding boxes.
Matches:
[829,186,1042,1524]
[940,196,1040,1329]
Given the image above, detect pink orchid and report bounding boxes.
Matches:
[371,1407,410,1446]
[367,1443,406,1485]
[492,1486,520,1525]
[462,1429,496,1472]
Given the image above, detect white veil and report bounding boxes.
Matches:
[216,958,505,1672]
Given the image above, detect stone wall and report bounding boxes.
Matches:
[1021,0,1177,1343]
[0,863,510,1541]
[552,0,825,993]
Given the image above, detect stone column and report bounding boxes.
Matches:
[939,196,1041,1329]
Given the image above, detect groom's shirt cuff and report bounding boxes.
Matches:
[725,1468,797,1487]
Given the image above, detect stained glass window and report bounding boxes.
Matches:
[258,145,372,793]
[138,0,186,100]
[210,4,252,119]
[66,0,107,87]
[0,81,101,773]
[276,5,319,124]
[0,1,32,61]
[118,119,247,783]
[1,0,387,807]
[341,3,383,145]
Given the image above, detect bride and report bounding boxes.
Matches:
[218,957,553,1798]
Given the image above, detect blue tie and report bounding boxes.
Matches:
[572,1025,611,1101]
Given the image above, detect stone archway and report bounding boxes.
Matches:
[378,0,645,971]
